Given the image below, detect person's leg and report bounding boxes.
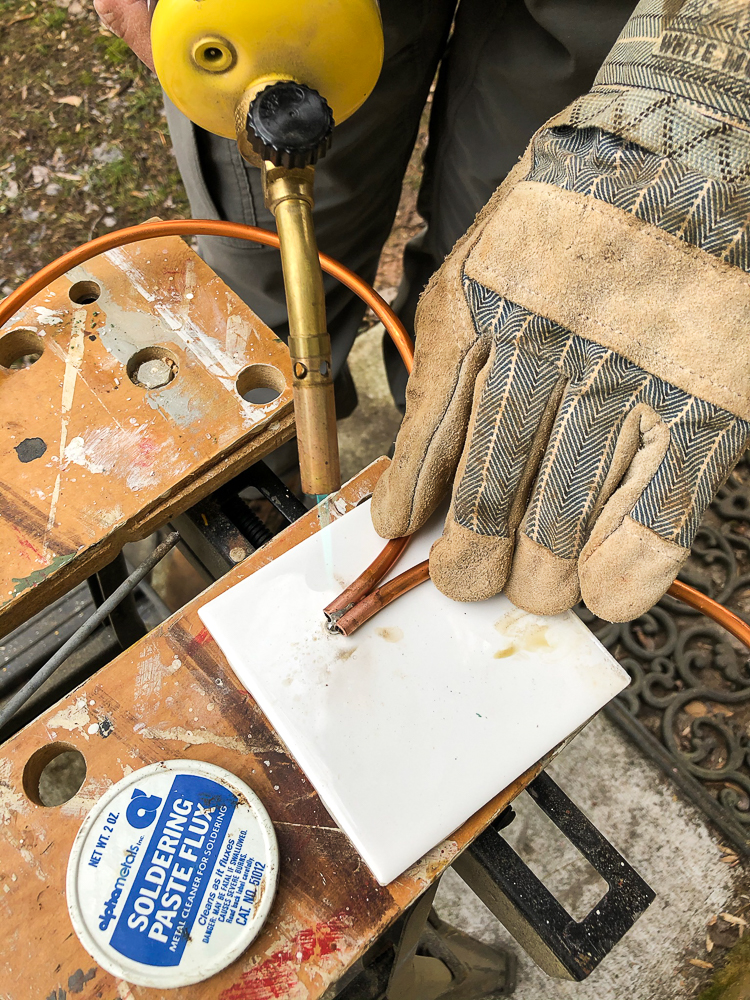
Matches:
[164,0,457,388]
[386,0,638,404]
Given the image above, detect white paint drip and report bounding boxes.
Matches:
[60,420,169,495]
[64,436,107,475]
[87,500,126,531]
[103,247,155,303]
[225,313,251,360]
[0,758,29,826]
[46,695,90,735]
[403,840,459,886]
[19,846,46,882]
[126,465,155,493]
[70,254,283,439]
[34,306,64,326]
[45,309,87,546]
[105,249,244,386]
[133,648,170,712]
[139,726,251,754]
[64,420,171,495]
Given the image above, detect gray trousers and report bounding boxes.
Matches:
[165,0,636,407]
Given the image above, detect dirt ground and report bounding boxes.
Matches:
[0,0,187,294]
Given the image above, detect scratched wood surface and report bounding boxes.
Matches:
[0,235,295,640]
[0,459,545,1000]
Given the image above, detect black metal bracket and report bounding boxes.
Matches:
[239,459,308,524]
[88,552,148,650]
[173,461,309,581]
[453,771,655,981]
[170,497,253,581]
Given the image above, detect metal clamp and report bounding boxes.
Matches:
[329,879,516,1000]
[453,771,655,981]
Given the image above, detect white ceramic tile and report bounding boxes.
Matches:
[199,500,629,886]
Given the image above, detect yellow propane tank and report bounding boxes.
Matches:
[151,0,384,140]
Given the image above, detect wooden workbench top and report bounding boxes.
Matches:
[0,233,294,640]
[0,459,541,1000]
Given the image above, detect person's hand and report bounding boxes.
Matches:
[93,0,155,71]
[372,0,750,624]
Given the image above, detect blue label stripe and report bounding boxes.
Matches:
[110,775,237,967]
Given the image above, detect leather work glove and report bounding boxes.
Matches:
[372,0,750,623]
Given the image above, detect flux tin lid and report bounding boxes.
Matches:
[66,760,279,989]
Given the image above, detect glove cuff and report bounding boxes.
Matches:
[551,1,750,184]
[464,180,750,419]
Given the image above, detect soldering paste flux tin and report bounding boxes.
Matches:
[66,760,279,988]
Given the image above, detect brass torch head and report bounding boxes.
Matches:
[262,163,341,496]
[238,82,341,497]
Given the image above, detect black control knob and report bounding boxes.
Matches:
[246,81,334,169]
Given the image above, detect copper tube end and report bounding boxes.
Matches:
[324,535,412,625]
[331,575,750,647]
[333,560,430,637]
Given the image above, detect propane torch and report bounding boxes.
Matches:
[150,0,384,496]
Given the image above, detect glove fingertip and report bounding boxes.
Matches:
[370,470,414,538]
[372,461,452,538]
[504,533,580,616]
[429,522,513,602]
[579,515,688,623]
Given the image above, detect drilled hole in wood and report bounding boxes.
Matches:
[69,280,101,305]
[0,329,44,370]
[23,743,87,807]
[237,363,286,404]
[126,346,179,389]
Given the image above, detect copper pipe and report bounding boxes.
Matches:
[334,560,431,637]
[667,580,750,648]
[0,220,415,373]
[324,536,412,626]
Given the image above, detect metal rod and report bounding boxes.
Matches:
[0,533,180,736]
[263,164,341,497]
[125,562,173,622]
[91,551,148,649]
